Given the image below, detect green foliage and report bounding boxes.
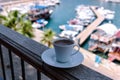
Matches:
[41,29,55,48]
[0,10,34,38]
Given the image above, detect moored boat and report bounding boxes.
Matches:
[28,3,54,21]
[108,30,120,61]
[88,23,118,52]
[59,24,83,32]
[96,7,115,21]
[32,19,48,28]
[75,5,96,26]
[59,30,78,39]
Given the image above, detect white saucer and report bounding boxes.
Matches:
[41,48,84,68]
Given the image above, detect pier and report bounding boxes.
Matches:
[76,6,105,45]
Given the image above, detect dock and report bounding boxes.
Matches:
[76,6,105,45]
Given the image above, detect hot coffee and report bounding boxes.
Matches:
[54,39,74,46]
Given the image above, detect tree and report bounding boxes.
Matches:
[0,10,34,38]
[41,29,55,48]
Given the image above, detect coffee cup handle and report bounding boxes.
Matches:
[72,44,80,55]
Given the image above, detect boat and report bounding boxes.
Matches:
[96,23,117,35]
[96,7,115,21]
[47,0,60,5]
[32,22,42,28]
[67,18,81,25]
[59,30,78,39]
[51,0,60,4]
[32,19,48,28]
[42,0,60,6]
[88,23,118,52]
[75,5,96,26]
[28,3,54,21]
[108,30,120,61]
[4,2,54,21]
[59,24,83,32]
[36,19,48,25]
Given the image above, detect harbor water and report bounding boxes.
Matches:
[46,0,120,33]
[45,0,120,50]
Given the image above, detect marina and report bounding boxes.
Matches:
[76,6,105,44]
[0,0,120,80]
[32,2,120,79]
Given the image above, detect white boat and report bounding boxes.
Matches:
[75,5,95,26]
[88,23,118,52]
[32,19,48,28]
[59,30,78,39]
[97,7,115,20]
[36,19,48,24]
[43,0,60,6]
[90,23,118,42]
[32,22,42,28]
[105,13,115,21]
[97,23,117,35]
[59,24,83,31]
[50,0,60,4]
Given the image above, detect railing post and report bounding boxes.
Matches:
[21,59,26,80]
[8,49,15,80]
[0,45,6,80]
[37,70,41,80]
